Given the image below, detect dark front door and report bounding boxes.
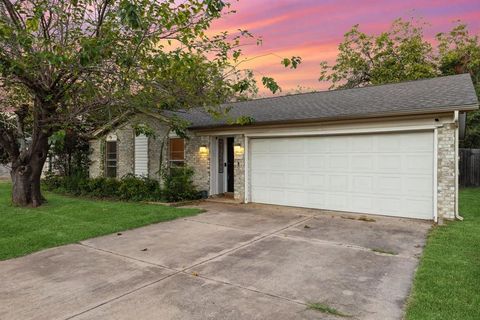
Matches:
[226,137,235,193]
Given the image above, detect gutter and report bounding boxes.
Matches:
[188,103,479,131]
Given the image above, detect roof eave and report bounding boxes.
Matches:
[188,103,479,131]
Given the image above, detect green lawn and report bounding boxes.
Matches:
[0,182,201,260]
[406,188,480,320]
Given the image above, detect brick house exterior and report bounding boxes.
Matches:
[89,75,478,221]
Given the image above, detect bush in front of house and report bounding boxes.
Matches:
[117,174,162,201]
[162,166,200,202]
[43,173,162,201]
[43,167,200,202]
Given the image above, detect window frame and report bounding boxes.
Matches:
[105,140,118,178]
[168,137,185,167]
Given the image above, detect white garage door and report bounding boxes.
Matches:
[249,131,434,219]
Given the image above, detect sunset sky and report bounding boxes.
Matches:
[210,0,480,96]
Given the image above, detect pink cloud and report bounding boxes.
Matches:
[210,0,480,95]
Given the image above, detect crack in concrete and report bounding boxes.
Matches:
[271,234,418,260]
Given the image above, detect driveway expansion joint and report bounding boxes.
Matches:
[67,216,315,319]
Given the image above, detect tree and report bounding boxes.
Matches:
[320,19,480,146]
[0,0,299,207]
[47,128,90,177]
[437,24,480,147]
[319,18,437,89]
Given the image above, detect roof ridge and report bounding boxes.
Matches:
[225,73,471,106]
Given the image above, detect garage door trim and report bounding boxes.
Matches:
[244,127,438,221]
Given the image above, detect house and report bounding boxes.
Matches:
[89,74,479,221]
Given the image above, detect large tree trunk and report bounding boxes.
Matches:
[10,133,50,207]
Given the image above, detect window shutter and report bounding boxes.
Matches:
[134,134,149,176]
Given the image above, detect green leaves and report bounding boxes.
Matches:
[281,56,302,69]
[262,77,281,94]
[119,0,142,29]
[320,18,437,89]
[25,18,39,32]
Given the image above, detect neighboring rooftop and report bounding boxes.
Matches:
[177,74,478,129]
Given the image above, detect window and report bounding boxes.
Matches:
[169,138,185,166]
[105,141,117,178]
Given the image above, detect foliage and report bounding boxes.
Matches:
[162,166,200,202]
[43,173,163,202]
[47,128,90,177]
[118,174,162,201]
[0,0,301,206]
[0,144,8,165]
[261,77,281,94]
[320,19,480,147]
[319,18,437,89]
[436,24,480,148]
[0,181,200,260]
[405,188,480,320]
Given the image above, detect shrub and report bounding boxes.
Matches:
[162,166,199,202]
[118,174,162,201]
[43,174,161,201]
[44,168,201,203]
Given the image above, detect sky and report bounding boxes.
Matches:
[209,0,480,96]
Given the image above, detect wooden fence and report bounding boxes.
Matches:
[459,149,480,187]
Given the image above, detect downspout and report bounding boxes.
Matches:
[454,111,463,221]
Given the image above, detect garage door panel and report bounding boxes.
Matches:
[286,173,305,187]
[351,196,374,211]
[329,136,350,152]
[402,134,433,151]
[306,174,327,189]
[329,175,349,191]
[351,135,375,152]
[307,155,327,169]
[287,155,305,168]
[406,154,432,171]
[351,155,375,171]
[329,156,349,171]
[249,131,433,219]
[352,176,374,193]
[285,190,308,207]
[307,192,326,206]
[377,176,403,195]
[405,177,432,194]
[326,194,349,210]
[377,135,401,151]
[375,197,402,213]
[404,198,432,216]
[308,139,329,152]
[269,173,285,187]
[377,155,402,171]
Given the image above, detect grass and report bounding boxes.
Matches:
[307,302,351,317]
[0,181,201,260]
[405,188,480,320]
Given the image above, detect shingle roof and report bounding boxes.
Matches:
[177,74,478,129]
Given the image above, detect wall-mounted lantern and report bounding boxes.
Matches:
[199,144,209,156]
[234,143,244,157]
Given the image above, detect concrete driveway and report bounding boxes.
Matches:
[0,202,431,320]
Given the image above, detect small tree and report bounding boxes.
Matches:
[320,19,480,147]
[437,24,480,147]
[0,0,300,206]
[319,18,437,89]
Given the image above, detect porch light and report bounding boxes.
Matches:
[234,143,244,156]
[199,144,209,155]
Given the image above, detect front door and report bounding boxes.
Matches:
[216,137,234,194]
[227,137,235,193]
